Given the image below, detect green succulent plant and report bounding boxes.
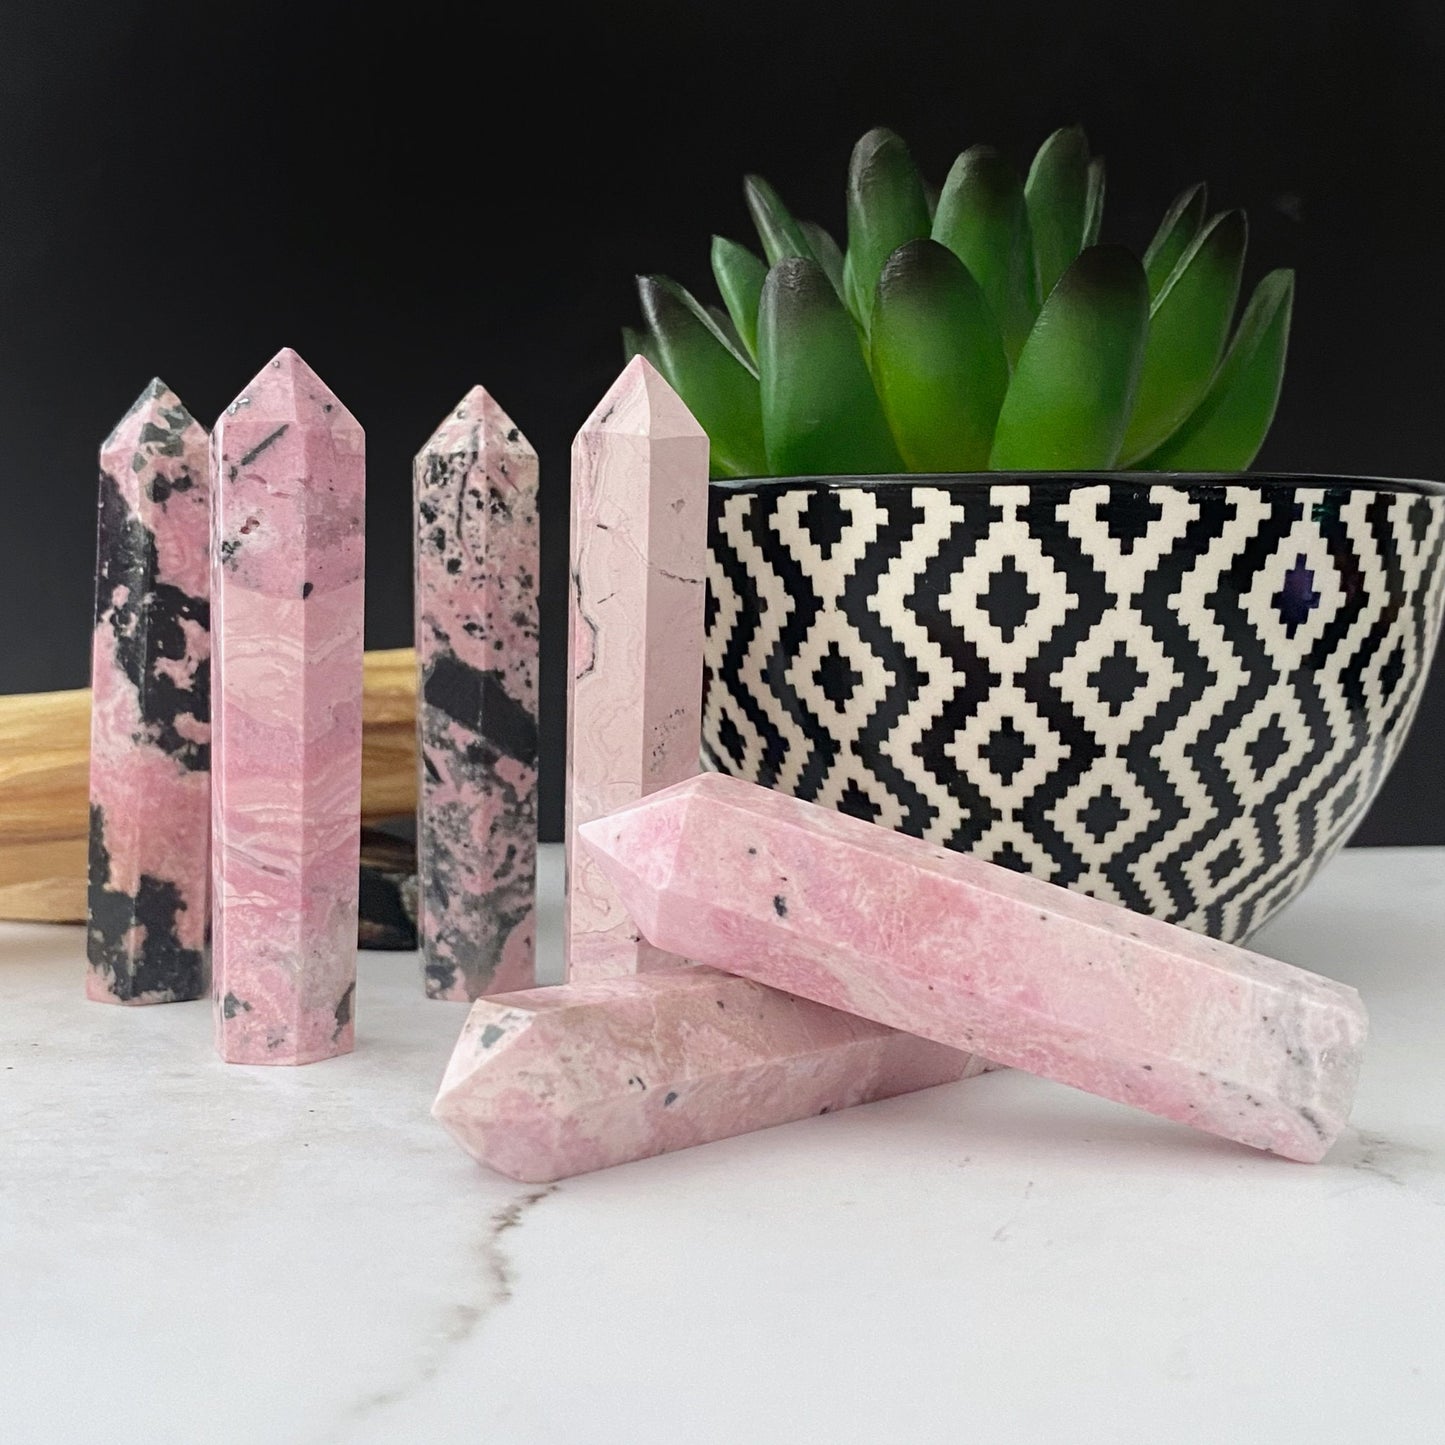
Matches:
[625,126,1294,479]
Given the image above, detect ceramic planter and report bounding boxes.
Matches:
[703,472,1445,943]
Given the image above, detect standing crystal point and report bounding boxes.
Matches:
[432,966,983,1182]
[580,773,1370,1163]
[564,358,711,981]
[211,348,365,1064]
[87,379,211,1004]
[414,387,538,1000]
[553,361,978,1138]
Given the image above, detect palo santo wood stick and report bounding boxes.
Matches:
[0,647,418,924]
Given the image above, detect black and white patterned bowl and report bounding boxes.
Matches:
[702,474,1445,942]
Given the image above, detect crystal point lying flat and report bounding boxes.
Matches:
[432,966,983,1182]
[579,773,1368,1163]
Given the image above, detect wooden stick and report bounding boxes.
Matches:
[0,647,417,923]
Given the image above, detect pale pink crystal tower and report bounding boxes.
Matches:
[565,358,710,981]
[581,773,1369,1163]
[210,349,365,1065]
[433,967,981,1182]
[414,387,538,1001]
[87,380,211,1004]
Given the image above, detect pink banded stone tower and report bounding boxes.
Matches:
[433,966,982,1182]
[211,349,365,1064]
[87,380,211,1004]
[414,388,538,1000]
[565,358,710,981]
[581,773,1370,1163]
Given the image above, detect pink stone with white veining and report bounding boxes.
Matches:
[431,965,984,1182]
[414,387,538,1001]
[580,773,1369,1163]
[87,379,211,1004]
[564,358,710,981]
[211,348,364,1064]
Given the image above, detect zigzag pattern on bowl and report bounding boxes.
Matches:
[703,478,1445,943]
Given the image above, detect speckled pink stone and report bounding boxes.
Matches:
[414,387,538,1001]
[87,380,211,1004]
[210,349,365,1065]
[564,358,710,981]
[580,773,1369,1163]
[432,965,983,1182]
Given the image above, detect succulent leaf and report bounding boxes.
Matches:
[845,127,933,326]
[1143,183,1208,297]
[871,240,1009,471]
[621,325,655,368]
[801,221,847,297]
[637,274,767,479]
[1118,209,1247,464]
[758,257,903,475]
[708,303,747,354]
[989,244,1149,469]
[932,145,1040,365]
[1137,269,1294,471]
[1025,126,1092,299]
[841,246,868,323]
[711,236,768,360]
[1082,157,1106,247]
[744,175,815,267]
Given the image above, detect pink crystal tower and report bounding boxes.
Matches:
[565,358,710,981]
[87,380,211,1004]
[210,349,365,1064]
[414,387,538,1001]
[433,966,982,1182]
[581,773,1369,1163]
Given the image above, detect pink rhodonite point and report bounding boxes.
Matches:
[414,387,538,1001]
[564,357,710,981]
[87,379,211,1005]
[432,966,983,1182]
[211,348,365,1065]
[579,773,1369,1163]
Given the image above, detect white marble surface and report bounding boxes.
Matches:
[2,845,1443,1445]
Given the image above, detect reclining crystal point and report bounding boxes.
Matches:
[432,966,983,1182]
[579,773,1368,1163]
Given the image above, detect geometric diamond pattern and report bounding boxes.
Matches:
[1087,640,1149,716]
[979,717,1036,784]
[977,556,1039,641]
[703,477,1445,943]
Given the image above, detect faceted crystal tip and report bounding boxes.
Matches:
[575,355,708,441]
[226,346,363,437]
[102,377,205,457]
[420,384,536,463]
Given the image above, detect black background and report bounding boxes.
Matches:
[2,0,1441,842]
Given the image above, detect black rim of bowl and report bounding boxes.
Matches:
[711,471,1445,499]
